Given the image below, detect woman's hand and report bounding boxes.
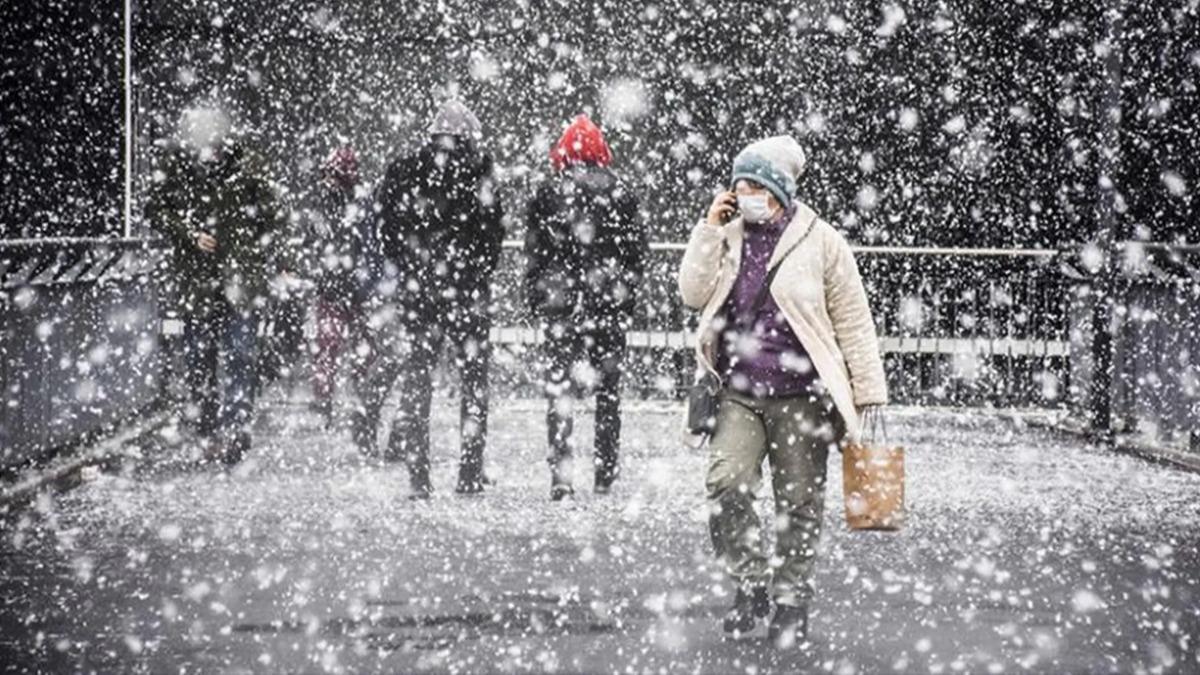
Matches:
[705,191,737,227]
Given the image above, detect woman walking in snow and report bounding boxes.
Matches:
[678,136,888,646]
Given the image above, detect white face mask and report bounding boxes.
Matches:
[737,194,774,223]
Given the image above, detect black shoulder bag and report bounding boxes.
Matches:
[686,219,816,438]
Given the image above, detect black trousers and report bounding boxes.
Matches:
[259,294,307,385]
[181,299,259,444]
[363,307,491,486]
[543,321,627,483]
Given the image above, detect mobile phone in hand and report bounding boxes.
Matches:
[721,189,739,224]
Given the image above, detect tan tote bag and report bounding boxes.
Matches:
[842,408,905,531]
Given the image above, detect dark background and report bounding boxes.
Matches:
[1,0,1196,247]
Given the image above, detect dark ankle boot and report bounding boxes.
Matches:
[594,467,618,494]
[408,477,433,501]
[550,475,575,501]
[408,459,432,499]
[768,604,809,648]
[310,398,333,427]
[722,586,771,635]
[455,468,485,495]
[350,409,376,456]
[221,432,250,466]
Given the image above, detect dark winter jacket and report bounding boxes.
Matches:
[301,182,376,306]
[376,138,505,320]
[524,164,646,326]
[146,141,281,313]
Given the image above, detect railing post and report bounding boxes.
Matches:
[1088,0,1124,444]
[1089,282,1115,442]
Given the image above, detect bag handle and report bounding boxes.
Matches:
[863,405,888,445]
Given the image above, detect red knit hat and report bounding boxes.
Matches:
[550,114,612,171]
[322,146,359,189]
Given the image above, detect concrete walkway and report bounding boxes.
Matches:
[2,397,1198,674]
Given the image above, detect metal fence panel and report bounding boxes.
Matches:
[0,240,164,470]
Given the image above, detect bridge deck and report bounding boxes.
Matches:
[1,392,1197,673]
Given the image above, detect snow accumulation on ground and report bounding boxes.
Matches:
[2,397,1198,674]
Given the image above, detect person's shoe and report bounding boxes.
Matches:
[722,586,771,635]
[350,410,377,456]
[550,465,575,501]
[221,433,250,467]
[197,436,222,464]
[594,470,618,495]
[409,479,433,501]
[455,471,485,495]
[310,398,333,427]
[767,604,809,648]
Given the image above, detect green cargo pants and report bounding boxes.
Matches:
[705,389,844,606]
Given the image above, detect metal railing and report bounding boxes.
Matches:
[1065,242,1200,454]
[0,237,162,289]
[488,240,1070,406]
[1,234,1077,468]
[9,234,1194,467]
[0,238,167,471]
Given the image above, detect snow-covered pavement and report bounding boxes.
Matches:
[2,397,1198,674]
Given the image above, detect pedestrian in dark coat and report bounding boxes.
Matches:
[358,100,505,497]
[524,114,647,499]
[145,112,281,464]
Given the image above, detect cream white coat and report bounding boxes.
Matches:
[678,201,888,444]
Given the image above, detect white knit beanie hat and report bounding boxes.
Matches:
[428,100,483,141]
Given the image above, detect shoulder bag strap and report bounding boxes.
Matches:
[741,217,818,324]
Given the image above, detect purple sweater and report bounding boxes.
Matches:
[716,205,818,398]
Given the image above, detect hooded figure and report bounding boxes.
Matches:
[360,100,505,497]
[524,114,647,499]
[145,113,281,465]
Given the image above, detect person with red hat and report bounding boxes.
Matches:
[301,145,375,425]
[524,114,648,500]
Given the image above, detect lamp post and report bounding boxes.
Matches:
[123,0,134,238]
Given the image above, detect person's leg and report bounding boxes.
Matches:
[543,323,580,498]
[278,296,307,383]
[590,326,626,490]
[762,393,840,646]
[259,293,304,386]
[706,393,771,586]
[217,305,260,464]
[453,312,491,493]
[312,299,346,412]
[348,303,376,385]
[388,325,440,495]
[352,308,403,456]
[706,392,772,632]
[181,307,220,439]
